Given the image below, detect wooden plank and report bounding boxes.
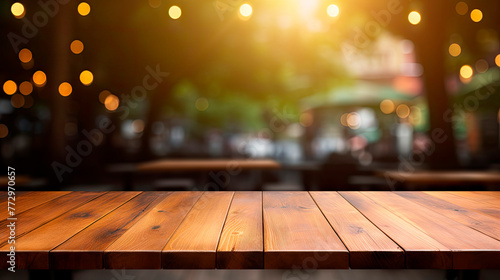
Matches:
[448,191,500,208]
[137,159,280,172]
[425,191,500,219]
[162,192,234,269]
[50,191,165,269]
[0,191,71,220]
[396,192,500,241]
[0,192,105,245]
[340,192,452,269]
[0,191,138,269]
[311,192,404,268]
[263,192,348,269]
[104,192,203,269]
[217,192,263,269]
[364,192,500,269]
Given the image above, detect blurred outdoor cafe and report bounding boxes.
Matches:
[1,0,500,193]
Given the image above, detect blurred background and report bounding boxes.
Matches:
[1,0,500,192]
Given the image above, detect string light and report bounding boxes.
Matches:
[80,70,93,86]
[3,80,17,95]
[33,71,47,87]
[380,99,395,114]
[11,2,25,19]
[470,9,483,22]
[408,11,421,25]
[104,94,119,111]
[460,65,473,79]
[18,48,32,63]
[19,81,33,95]
[78,2,91,16]
[169,6,181,19]
[58,82,73,96]
[70,40,84,54]
[448,43,461,57]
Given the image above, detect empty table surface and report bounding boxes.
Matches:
[1,191,500,269]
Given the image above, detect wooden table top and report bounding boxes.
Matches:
[1,191,500,270]
[135,159,281,172]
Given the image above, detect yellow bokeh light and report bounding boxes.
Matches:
[58,82,73,97]
[380,99,395,114]
[299,112,313,127]
[78,2,91,16]
[11,94,25,108]
[195,97,209,111]
[460,65,473,79]
[80,70,93,86]
[19,48,32,63]
[408,11,421,25]
[327,4,339,17]
[455,2,468,15]
[11,2,25,19]
[448,43,461,57]
[347,112,361,129]
[240,4,252,17]
[3,80,17,95]
[495,54,500,67]
[99,90,111,104]
[470,9,483,22]
[396,104,410,118]
[0,124,8,138]
[33,71,47,87]
[104,94,120,111]
[70,40,84,54]
[169,5,182,19]
[19,81,33,95]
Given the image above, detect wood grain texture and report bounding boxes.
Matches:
[365,192,500,269]
[0,191,71,220]
[217,192,263,269]
[396,192,500,241]
[0,192,138,269]
[263,192,348,269]
[137,159,280,172]
[104,192,203,269]
[425,191,500,219]
[50,191,166,269]
[0,192,105,245]
[162,192,234,269]
[340,192,452,269]
[311,192,404,268]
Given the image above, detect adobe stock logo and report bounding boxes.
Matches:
[8,0,71,53]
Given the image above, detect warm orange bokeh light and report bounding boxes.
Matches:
[396,104,410,118]
[470,9,483,22]
[0,124,8,138]
[19,48,32,63]
[78,2,91,16]
[33,71,47,87]
[460,65,473,79]
[99,90,111,104]
[70,40,84,54]
[380,99,395,114]
[11,2,25,19]
[408,11,421,25]
[169,6,182,19]
[80,70,94,86]
[327,4,339,18]
[104,94,120,111]
[11,94,25,108]
[19,81,33,95]
[58,82,73,96]
[495,54,500,67]
[3,80,17,95]
[455,2,468,15]
[448,43,461,57]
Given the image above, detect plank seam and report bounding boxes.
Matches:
[214,192,235,269]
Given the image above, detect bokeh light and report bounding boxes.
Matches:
[19,81,33,95]
[18,48,32,63]
[78,2,91,16]
[408,11,421,25]
[104,94,120,111]
[448,43,461,57]
[195,97,209,111]
[0,124,8,138]
[80,70,94,86]
[327,4,339,17]
[70,40,84,54]
[148,0,161,8]
[132,119,145,133]
[240,4,253,17]
[470,9,483,22]
[380,99,395,114]
[460,65,473,79]
[99,90,111,104]
[495,54,500,67]
[169,5,182,19]
[3,80,17,95]
[475,59,488,73]
[346,112,361,129]
[340,113,348,127]
[23,95,34,108]
[11,94,25,108]
[11,2,25,19]
[299,112,313,127]
[455,2,468,15]
[58,82,73,97]
[396,104,410,118]
[33,71,47,87]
